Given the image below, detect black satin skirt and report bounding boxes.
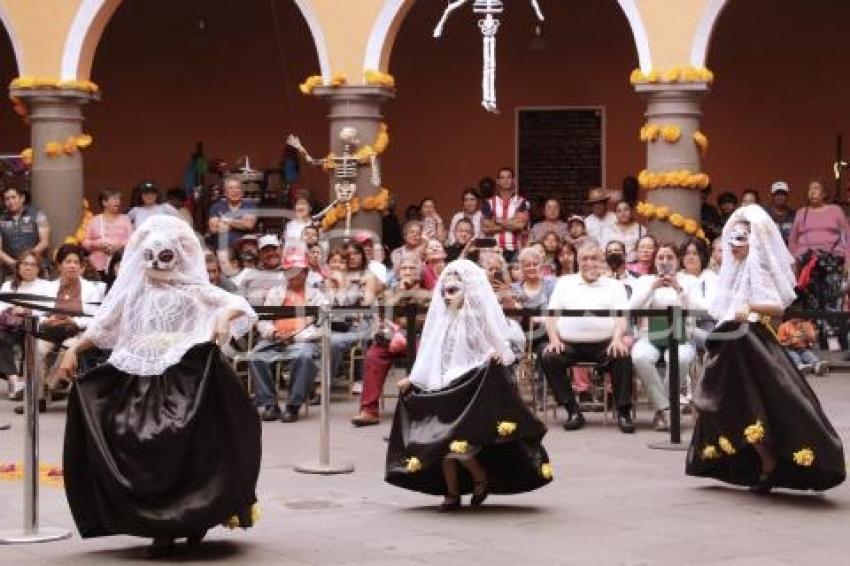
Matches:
[686,322,845,491]
[386,362,552,496]
[63,342,262,539]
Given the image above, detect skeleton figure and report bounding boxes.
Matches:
[286,127,380,236]
[434,0,544,113]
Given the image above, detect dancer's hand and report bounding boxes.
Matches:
[54,350,78,384]
[212,315,231,346]
[544,337,565,355]
[397,377,412,393]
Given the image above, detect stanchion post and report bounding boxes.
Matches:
[0,315,71,544]
[294,306,354,475]
[648,306,688,452]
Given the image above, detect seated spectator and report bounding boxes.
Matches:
[741,189,760,206]
[166,187,194,227]
[603,200,644,262]
[539,239,635,433]
[302,224,320,247]
[513,247,555,346]
[708,237,722,273]
[627,234,658,277]
[422,239,447,290]
[205,252,237,292]
[0,250,53,400]
[447,188,483,244]
[481,253,525,355]
[390,220,425,272]
[603,240,635,292]
[717,191,738,225]
[555,240,578,276]
[207,176,258,248]
[249,252,325,422]
[540,231,561,276]
[305,242,325,291]
[351,256,427,426]
[680,237,717,350]
[565,215,588,249]
[584,188,616,245]
[82,188,132,278]
[629,242,705,431]
[445,218,475,262]
[236,234,284,306]
[127,181,178,228]
[508,260,523,284]
[529,198,568,243]
[354,232,388,289]
[0,186,50,281]
[419,198,446,242]
[777,318,827,374]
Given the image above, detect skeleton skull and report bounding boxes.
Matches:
[441,273,465,311]
[339,127,359,145]
[142,236,179,275]
[335,182,357,203]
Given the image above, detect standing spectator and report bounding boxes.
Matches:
[709,237,723,273]
[540,240,635,433]
[284,197,312,245]
[390,221,425,272]
[208,176,258,248]
[236,234,284,306]
[621,175,639,207]
[127,181,178,228]
[445,218,475,262]
[354,232,389,289]
[422,239,447,290]
[540,231,562,276]
[767,181,796,243]
[0,186,50,281]
[305,242,325,291]
[478,176,496,200]
[602,200,644,262]
[583,187,616,245]
[419,198,446,242]
[700,186,722,242]
[166,187,194,227]
[741,189,760,206]
[627,234,658,277]
[565,215,588,249]
[82,189,132,277]
[777,318,827,374]
[205,252,237,293]
[555,240,578,276]
[404,204,421,222]
[529,198,569,243]
[447,188,483,244]
[481,167,529,262]
[717,191,738,226]
[381,194,404,251]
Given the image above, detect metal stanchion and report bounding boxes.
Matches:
[649,306,689,451]
[0,316,71,544]
[295,306,354,475]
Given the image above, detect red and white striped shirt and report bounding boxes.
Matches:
[482,192,529,252]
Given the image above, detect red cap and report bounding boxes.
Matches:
[282,252,308,270]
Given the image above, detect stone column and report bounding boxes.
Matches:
[313,85,394,240]
[9,89,98,252]
[636,84,708,244]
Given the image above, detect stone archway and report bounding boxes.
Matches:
[60,0,331,81]
[0,2,21,74]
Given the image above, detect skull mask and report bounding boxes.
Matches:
[142,235,179,277]
[441,273,465,311]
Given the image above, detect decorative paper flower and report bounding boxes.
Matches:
[364,69,396,88]
[663,67,681,82]
[250,503,261,526]
[661,125,681,143]
[10,77,99,93]
[683,220,699,235]
[330,73,347,87]
[646,70,661,83]
[718,436,736,455]
[62,137,78,155]
[44,141,62,157]
[701,445,719,460]
[693,131,709,155]
[654,206,671,220]
[224,514,240,529]
[20,147,32,166]
[792,447,815,467]
[497,421,517,437]
[75,134,93,149]
[373,122,389,154]
[640,125,660,142]
[449,440,469,455]
[699,68,715,83]
[299,75,324,95]
[541,463,554,480]
[668,213,685,228]
[405,456,422,473]
[630,69,647,85]
[744,421,765,444]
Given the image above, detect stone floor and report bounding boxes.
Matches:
[1,373,849,565]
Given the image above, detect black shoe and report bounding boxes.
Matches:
[438,494,461,512]
[470,480,489,508]
[750,470,776,495]
[562,412,586,431]
[14,399,46,415]
[260,405,282,421]
[617,412,635,434]
[144,538,176,558]
[186,530,207,546]
[281,409,299,423]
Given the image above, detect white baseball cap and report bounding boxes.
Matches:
[258,234,281,249]
[770,181,790,194]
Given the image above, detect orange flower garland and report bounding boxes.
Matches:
[635,201,707,242]
[320,188,391,231]
[630,67,714,86]
[41,134,94,159]
[364,69,396,88]
[637,169,710,191]
[640,124,681,143]
[10,77,99,93]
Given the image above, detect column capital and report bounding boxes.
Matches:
[10,88,100,107]
[634,83,710,98]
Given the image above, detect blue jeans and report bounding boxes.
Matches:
[786,348,819,368]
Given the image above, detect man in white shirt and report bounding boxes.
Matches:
[540,239,635,433]
[583,187,616,246]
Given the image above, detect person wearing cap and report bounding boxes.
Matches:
[565,215,588,249]
[480,166,529,263]
[248,251,326,422]
[583,187,616,246]
[236,234,284,306]
[127,181,178,229]
[208,176,258,248]
[767,181,796,243]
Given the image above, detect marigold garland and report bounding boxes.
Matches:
[792,447,815,467]
[20,147,33,166]
[636,201,707,241]
[640,124,681,143]
[320,188,391,231]
[630,66,714,86]
[10,77,99,93]
[693,131,709,155]
[637,169,710,191]
[364,69,396,88]
[321,122,390,170]
[41,134,94,159]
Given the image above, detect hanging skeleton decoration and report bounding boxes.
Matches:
[286,127,380,236]
[434,0,545,113]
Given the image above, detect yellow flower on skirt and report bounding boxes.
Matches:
[449,440,469,455]
[497,421,517,437]
[541,463,554,480]
[744,421,765,444]
[405,457,422,473]
[792,448,815,467]
[701,445,719,460]
[718,436,736,455]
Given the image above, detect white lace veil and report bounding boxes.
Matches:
[84,215,257,375]
[409,259,516,391]
[710,204,797,322]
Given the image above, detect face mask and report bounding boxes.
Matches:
[606,253,624,270]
